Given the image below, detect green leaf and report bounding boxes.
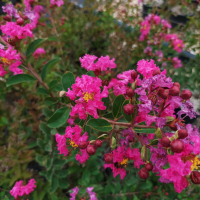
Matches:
[28,141,37,148]
[150,139,159,145]
[43,107,53,117]
[26,38,47,61]
[62,72,75,91]
[45,97,56,106]
[87,118,112,132]
[134,127,156,134]
[41,58,61,80]
[139,180,153,191]
[56,170,68,178]
[37,138,45,148]
[46,158,53,170]
[112,95,125,119]
[141,146,145,160]
[46,168,54,182]
[87,70,95,77]
[154,128,162,138]
[6,74,36,87]
[40,122,51,135]
[4,196,9,200]
[122,100,135,122]
[49,176,59,193]
[47,107,70,128]
[37,87,49,95]
[59,179,69,189]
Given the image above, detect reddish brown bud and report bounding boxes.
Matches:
[16,18,24,26]
[165,193,169,196]
[3,15,12,22]
[145,163,153,171]
[104,153,113,163]
[102,79,109,87]
[94,68,101,76]
[152,69,161,76]
[160,137,171,148]
[86,145,96,155]
[22,15,28,20]
[190,171,200,184]
[131,70,138,80]
[173,82,180,88]
[158,88,168,100]
[78,141,88,149]
[123,104,134,115]
[170,140,184,153]
[168,120,178,131]
[7,38,16,46]
[180,90,192,100]
[178,129,188,139]
[95,140,102,148]
[1,21,6,25]
[139,168,149,179]
[148,94,157,105]
[154,186,158,189]
[126,88,135,98]
[169,86,180,96]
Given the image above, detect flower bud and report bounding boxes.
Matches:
[16,18,24,26]
[3,15,12,22]
[104,153,113,163]
[79,141,88,149]
[102,79,109,87]
[123,104,134,115]
[7,38,16,46]
[95,140,102,148]
[160,137,171,148]
[145,163,153,171]
[170,140,184,153]
[152,69,161,76]
[94,68,101,76]
[169,86,180,96]
[131,70,137,80]
[165,193,168,196]
[158,88,168,100]
[173,82,180,88]
[139,168,149,179]
[168,120,177,131]
[180,90,192,100]
[23,15,28,20]
[126,88,135,98]
[148,94,157,105]
[57,91,66,97]
[86,145,96,155]
[1,21,6,25]
[190,171,200,184]
[178,129,188,139]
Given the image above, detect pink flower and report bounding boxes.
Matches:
[144,46,152,55]
[55,125,90,163]
[79,54,116,72]
[70,187,98,200]
[113,70,136,96]
[172,57,182,68]
[0,47,22,76]
[173,39,184,53]
[23,8,35,21]
[137,59,159,78]
[140,21,150,36]
[33,48,46,59]
[2,4,19,18]
[10,179,36,198]
[1,22,33,39]
[160,155,192,193]
[66,75,108,120]
[161,19,172,29]
[147,134,155,139]
[24,0,33,10]
[108,78,118,89]
[50,0,64,7]
[165,34,178,42]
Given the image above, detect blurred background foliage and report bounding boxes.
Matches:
[0,0,200,199]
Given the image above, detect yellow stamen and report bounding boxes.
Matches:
[191,156,200,171]
[70,140,78,148]
[83,92,94,102]
[119,158,128,166]
[1,58,12,65]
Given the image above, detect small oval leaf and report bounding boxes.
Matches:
[112,94,125,119]
[6,74,36,87]
[47,107,71,128]
[87,118,112,132]
[62,72,75,91]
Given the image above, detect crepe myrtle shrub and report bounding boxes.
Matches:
[1,1,200,200]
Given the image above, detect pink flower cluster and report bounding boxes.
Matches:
[50,0,64,7]
[66,75,108,120]
[79,54,116,73]
[10,179,36,198]
[70,186,98,200]
[56,125,90,163]
[0,47,22,77]
[104,146,144,179]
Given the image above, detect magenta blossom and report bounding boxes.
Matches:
[2,4,19,18]
[66,75,108,120]
[50,0,64,7]
[79,54,116,72]
[33,48,46,59]
[55,125,90,163]
[10,179,36,198]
